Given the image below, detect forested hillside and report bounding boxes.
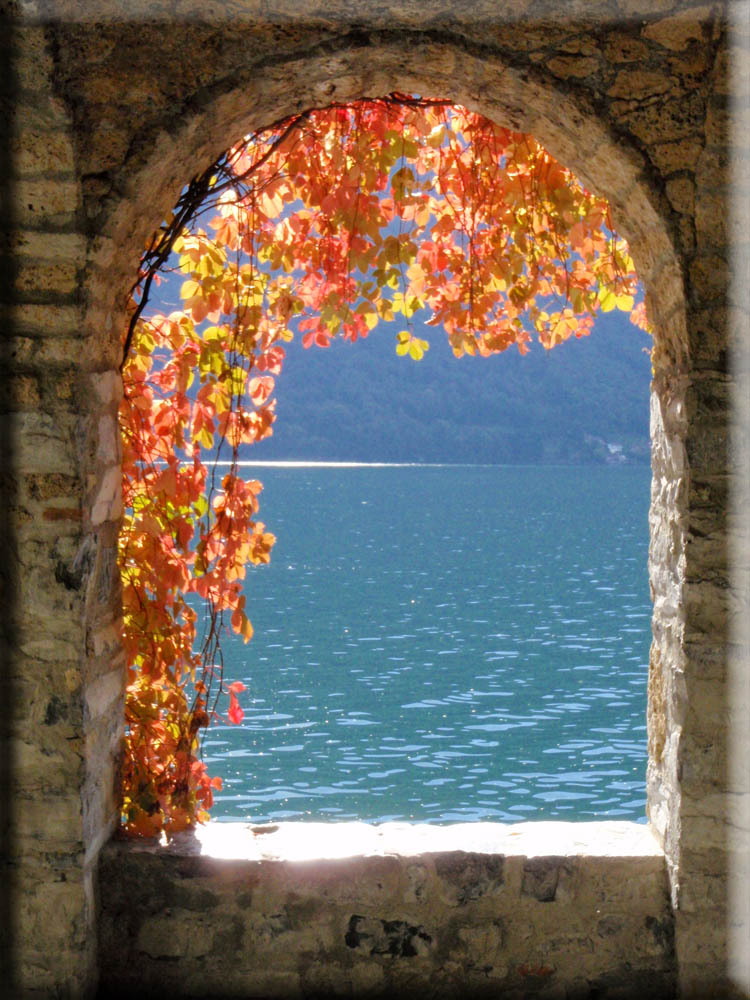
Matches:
[243,310,652,465]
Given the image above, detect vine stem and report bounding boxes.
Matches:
[120,93,453,370]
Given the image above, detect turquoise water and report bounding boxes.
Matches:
[201,464,651,824]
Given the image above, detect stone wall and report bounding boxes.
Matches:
[2,2,747,997]
[98,822,675,1000]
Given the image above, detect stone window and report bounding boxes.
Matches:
[61,19,737,996]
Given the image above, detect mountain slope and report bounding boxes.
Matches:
[243,311,652,465]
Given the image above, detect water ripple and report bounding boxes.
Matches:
[201,466,651,825]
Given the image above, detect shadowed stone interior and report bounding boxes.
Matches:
[98,822,675,999]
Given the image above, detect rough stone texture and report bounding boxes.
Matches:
[2,1,748,998]
[98,822,675,1000]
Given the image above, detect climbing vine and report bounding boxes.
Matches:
[118,95,649,838]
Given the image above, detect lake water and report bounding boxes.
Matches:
[202,464,652,825]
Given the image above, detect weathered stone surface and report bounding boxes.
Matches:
[642,7,714,51]
[98,821,674,998]
[3,2,746,998]
[521,856,568,901]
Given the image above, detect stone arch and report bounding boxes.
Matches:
[85,36,687,371]
[81,31,687,826]
[62,24,709,997]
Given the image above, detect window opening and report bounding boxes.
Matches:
[200,295,652,824]
[118,96,651,839]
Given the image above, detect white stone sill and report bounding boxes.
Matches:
[123,819,664,863]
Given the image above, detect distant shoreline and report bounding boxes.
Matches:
[213,460,651,468]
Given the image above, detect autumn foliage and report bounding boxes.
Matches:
[118,95,648,837]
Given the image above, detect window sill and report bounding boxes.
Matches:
[122,817,663,862]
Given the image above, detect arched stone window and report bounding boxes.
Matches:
[8,8,743,998]
[85,36,689,979]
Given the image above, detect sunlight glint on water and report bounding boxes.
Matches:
[201,465,651,825]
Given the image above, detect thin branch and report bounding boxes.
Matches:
[120,94,455,371]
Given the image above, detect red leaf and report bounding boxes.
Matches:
[228,690,244,725]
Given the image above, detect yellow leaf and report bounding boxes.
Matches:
[196,426,213,449]
[395,332,428,361]
[202,325,224,342]
[409,338,428,360]
[395,330,410,355]
[181,279,201,300]
[240,614,254,643]
[376,298,394,322]
[355,302,379,330]
[392,292,422,318]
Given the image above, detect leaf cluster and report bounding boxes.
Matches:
[118,95,649,838]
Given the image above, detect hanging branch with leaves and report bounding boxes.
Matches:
[118,95,650,838]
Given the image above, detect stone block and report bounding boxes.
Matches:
[665,176,695,217]
[84,665,124,722]
[677,873,728,914]
[3,373,41,409]
[96,413,121,465]
[687,305,729,368]
[11,229,85,262]
[9,334,90,366]
[23,471,79,501]
[546,54,600,80]
[90,464,122,526]
[13,793,85,850]
[678,813,730,852]
[134,910,219,960]
[11,302,83,338]
[689,254,729,306]
[521,857,568,902]
[19,635,81,664]
[685,529,728,574]
[684,579,731,636]
[684,635,730,681]
[675,214,696,256]
[697,136,732,187]
[90,620,122,659]
[607,67,673,100]
[602,33,650,64]
[556,36,599,57]
[349,961,386,994]
[613,93,705,146]
[642,8,713,52]
[9,736,82,799]
[82,781,120,867]
[434,852,505,906]
[16,877,90,992]
[12,26,58,89]
[345,913,433,958]
[668,46,714,89]
[15,178,80,229]
[10,127,76,176]
[680,845,729,879]
[648,137,706,177]
[704,102,733,151]
[695,190,730,249]
[91,369,123,405]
